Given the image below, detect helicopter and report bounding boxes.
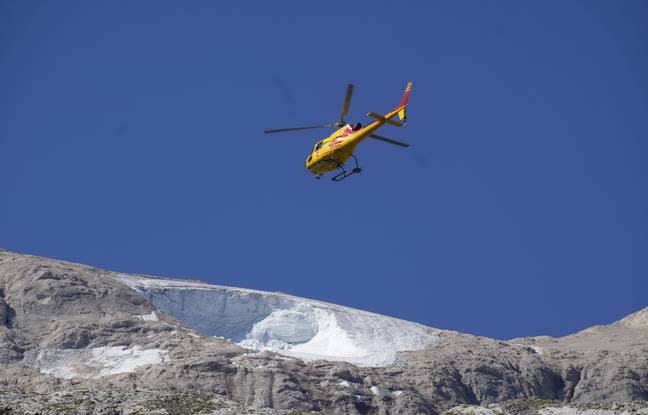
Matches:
[264,82,412,181]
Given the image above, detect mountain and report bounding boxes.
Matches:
[1,249,647,415]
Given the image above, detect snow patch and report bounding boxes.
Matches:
[136,311,158,321]
[36,346,168,379]
[370,386,380,395]
[530,345,544,355]
[117,274,440,367]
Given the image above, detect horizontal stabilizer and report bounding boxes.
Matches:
[367,112,403,127]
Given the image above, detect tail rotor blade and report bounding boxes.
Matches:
[339,84,354,124]
[264,125,336,134]
[369,133,410,148]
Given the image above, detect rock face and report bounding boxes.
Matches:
[0,249,647,415]
[617,307,648,328]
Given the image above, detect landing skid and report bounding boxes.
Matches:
[331,154,362,182]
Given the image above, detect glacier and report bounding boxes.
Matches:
[117,274,440,367]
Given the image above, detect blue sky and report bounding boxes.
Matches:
[2,1,647,339]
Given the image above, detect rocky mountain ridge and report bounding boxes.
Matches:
[618,307,648,329]
[1,249,646,414]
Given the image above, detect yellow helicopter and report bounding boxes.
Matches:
[264,82,412,181]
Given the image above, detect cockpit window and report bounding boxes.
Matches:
[315,141,324,151]
[307,155,312,163]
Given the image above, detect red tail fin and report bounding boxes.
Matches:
[399,82,413,107]
[395,82,413,121]
[381,82,414,123]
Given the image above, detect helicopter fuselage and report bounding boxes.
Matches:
[305,120,385,175]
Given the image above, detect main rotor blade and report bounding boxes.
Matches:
[369,133,410,148]
[339,84,354,124]
[264,125,335,134]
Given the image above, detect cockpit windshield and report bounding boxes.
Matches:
[308,140,325,156]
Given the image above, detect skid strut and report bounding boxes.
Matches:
[331,154,362,182]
